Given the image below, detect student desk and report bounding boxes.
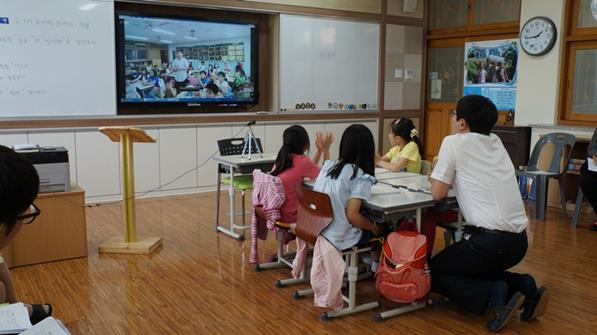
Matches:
[212,153,277,240]
[304,174,458,231]
[304,174,460,320]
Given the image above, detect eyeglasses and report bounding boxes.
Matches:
[16,203,41,224]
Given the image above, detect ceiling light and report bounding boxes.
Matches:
[125,35,149,41]
[152,28,175,36]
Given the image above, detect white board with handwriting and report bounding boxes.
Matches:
[279,14,379,113]
[0,0,116,117]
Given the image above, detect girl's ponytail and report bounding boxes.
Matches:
[271,143,293,176]
[270,125,310,176]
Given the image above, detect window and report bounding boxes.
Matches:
[571,47,597,115]
[429,0,468,30]
[559,1,597,124]
[472,0,520,25]
[427,46,464,102]
[576,0,597,29]
[429,0,520,33]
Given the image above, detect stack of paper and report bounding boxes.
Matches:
[0,303,32,334]
[20,317,70,335]
[588,157,597,172]
[0,303,69,335]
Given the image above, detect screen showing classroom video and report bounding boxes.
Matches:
[118,15,256,104]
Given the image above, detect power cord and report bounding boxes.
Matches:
[55,124,251,208]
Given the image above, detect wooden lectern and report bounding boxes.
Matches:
[98,127,162,254]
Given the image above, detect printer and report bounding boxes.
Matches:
[13,146,70,194]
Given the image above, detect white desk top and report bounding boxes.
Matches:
[213,153,277,167]
[381,175,431,193]
[304,174,457,214]
[375,171,421,180]
[380,175,457,198]
[366,184,435,213]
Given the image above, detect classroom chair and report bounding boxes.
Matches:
[515,132,576,220]
[572,187,585,227]
[420,160,432,175]
[253,206,309,288]
[293,186,380,321]
[215,137,263,239]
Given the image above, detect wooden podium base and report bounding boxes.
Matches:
[98,236,162,255]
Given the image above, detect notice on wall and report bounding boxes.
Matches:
[463,39,518,110]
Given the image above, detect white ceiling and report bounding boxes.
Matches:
[121,15,253,45]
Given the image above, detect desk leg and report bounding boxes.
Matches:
[216,168,244,240]
[535,175,547,221]
[215,168,222,231]
[322,251,380,320]
[415,208,422,232]
[374,300,427,321]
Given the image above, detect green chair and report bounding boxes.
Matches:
[215,137,263,240]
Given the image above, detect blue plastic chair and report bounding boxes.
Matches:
[516,133,576,220]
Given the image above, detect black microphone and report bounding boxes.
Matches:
[247,120,256,126]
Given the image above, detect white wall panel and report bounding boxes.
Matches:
[264,122,327,160]
[159,127,197,190]
[324,120,378,160]
[515,0,566,127]
[264,123,287,153]
[0,132,28,147]
[362,120,380,150]
[232,123,266,152]
[324,122,352,159]
[0,119,379,201]
[75,130,121,197]
[197,125,232,187]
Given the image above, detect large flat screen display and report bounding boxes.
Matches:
[116,13,258,109]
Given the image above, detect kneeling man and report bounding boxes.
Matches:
[429,95,549,332]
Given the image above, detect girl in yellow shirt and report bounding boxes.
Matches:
[376,118,423,173]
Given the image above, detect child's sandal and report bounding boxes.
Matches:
[30,304,52,325]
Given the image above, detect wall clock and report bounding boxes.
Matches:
[520,16,557,56]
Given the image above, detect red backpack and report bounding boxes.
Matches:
[375,230,431,303]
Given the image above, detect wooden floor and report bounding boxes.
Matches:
[11,192,597,334]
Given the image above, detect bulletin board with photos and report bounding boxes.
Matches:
[176,43,245,62]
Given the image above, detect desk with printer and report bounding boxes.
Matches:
[0,145,87,268]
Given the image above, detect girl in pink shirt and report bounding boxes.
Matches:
[271,125,332,223]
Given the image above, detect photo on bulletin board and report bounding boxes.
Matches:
[463,39,518,110]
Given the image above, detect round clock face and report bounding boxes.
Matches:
[520,17,557,56]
